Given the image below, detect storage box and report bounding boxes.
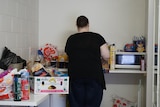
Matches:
[30,76,69,94]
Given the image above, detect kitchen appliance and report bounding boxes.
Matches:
[115,52,146,69]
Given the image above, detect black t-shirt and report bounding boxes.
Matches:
[65,32,106,89]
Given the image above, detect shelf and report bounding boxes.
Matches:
[116,51,146,55]
[56,68,68,72]
[56,67,146,74]
[109,69,146,74]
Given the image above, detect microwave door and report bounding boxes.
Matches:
[115,54,140,69]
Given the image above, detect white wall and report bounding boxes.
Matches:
[0,0,147,107]
[39,0,147,107]
[0,0,39,60]
[39,0,147,51]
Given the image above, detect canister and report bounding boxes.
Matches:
[109,44,116,70]
[13,74,21,101]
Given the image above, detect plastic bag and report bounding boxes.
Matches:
[0,68,15,100]
[112,95,136,107]
[0,47,26,70]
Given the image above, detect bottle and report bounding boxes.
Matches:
[109,44,116,70]
[38,50,45,64]
[51,58,57,67]
[140,55,145,71]
[13,74,21,101]
[58,51,67,68]
[20,69,30,100]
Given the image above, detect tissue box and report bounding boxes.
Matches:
[30,76,69,94]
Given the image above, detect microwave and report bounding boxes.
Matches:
[115,52,146,69]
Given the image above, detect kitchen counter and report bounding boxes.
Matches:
[0,93,49,107]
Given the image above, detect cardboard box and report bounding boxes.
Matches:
[30,76,69,94]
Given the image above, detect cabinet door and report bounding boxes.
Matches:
[156,0,160,106]
[147,0,159,107]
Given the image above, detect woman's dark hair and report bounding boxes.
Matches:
[76,15,89,28]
